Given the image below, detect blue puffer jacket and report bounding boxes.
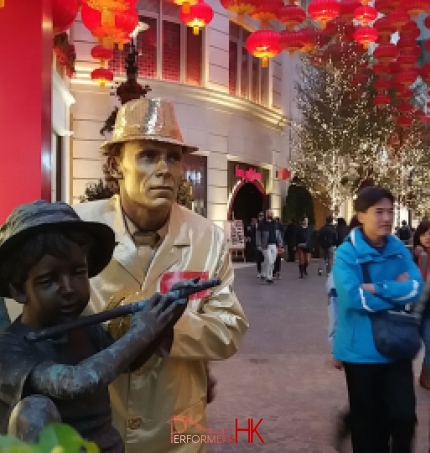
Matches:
[333,228,424,363]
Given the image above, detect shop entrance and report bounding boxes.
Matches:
[228,181,265,222]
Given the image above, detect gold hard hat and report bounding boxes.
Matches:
[101,98,198,154]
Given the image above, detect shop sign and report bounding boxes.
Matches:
[235,166,262,183]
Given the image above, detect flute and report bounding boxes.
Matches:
[25,278,221,343]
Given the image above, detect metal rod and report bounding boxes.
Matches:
[25,278,221,343]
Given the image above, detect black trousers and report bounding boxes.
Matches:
[273,254,281,275]
[256,250,264,274]
[343,361,416,453]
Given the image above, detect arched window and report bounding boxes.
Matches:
[109,0,203,86]
[229,22,269,106]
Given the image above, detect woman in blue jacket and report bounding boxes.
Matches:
[333,186,423,453]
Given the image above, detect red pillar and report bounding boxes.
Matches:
[0,0,52,223]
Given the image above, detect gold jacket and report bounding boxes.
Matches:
[74,196,248,453]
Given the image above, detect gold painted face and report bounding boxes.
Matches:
[117,140,184,211]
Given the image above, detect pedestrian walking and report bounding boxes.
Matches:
[318,215,337,276]
[256,210,283,284]
[295,216,313,279]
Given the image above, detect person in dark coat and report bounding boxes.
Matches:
[336,217,348,246]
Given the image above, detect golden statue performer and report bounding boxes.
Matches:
[73,98,249,453]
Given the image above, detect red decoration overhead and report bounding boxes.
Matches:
[374,17,396,43]
[179,1,214,35]
[373,94,391,107]
[173,0,198,14]
[250,0,284,27]
[354,26,378,49]
[421,61,430,83]
[245,30,281,67]
[339,0,361,22]
[373,78,391,92]
[354,5,377,25]
[53,0,80,35]
[374,0,396,14]
[397,116,413,127]
[374,43,398,63]
[81,3,138,48]
[277,5,307,30]
[220,0,256,18]
[84,0,138,26]
[399,0,430,17]
[395,69,419,87]
[277,168,291,180]
[372,62,390,75]
[91,45,114,66]
[401,21,421,39]
[307,0,340,28]
[387,11,410,31]
[397,54,417,69]
[300,28,328,52]
[279,30,305,54]
[91,67,114,87]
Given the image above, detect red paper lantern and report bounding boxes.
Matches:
[425,15,430,29]
[372,62,390,75]
[395,69,419,87]
[421,61,430,83]
[84,0,138,26]
[397,37,419,51]
[82,3,138,48]
[373,43,398,63]
[246,30,281,67]
[277,5,307,30]
[279,30,305,54]
[300,28,326,52]
[399,0,430,17]
[250,0,284,26]
[425,38,430,52]
[397,116,413,127]
[397,102,414,114]
[339,0,361,22]
[374,17,396,43]
[397,54,417,69]
[53,0,80,35]
[399,45,421,59]
[395,89,412,101]
[375,0,396,14]
[354,26,378,49]
[91,45,114,67]
[307,0,340,28]
[173,0,198,14]
[91,67,114,87]
[373,93,391,107]
[373,78,391,92]
[278,168,291,180]
[220,0,256,17]
[354,5,377,25]
[387,11,410,31]
[401,21,421,39]
[180,1,214,35]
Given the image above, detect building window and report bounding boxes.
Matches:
[229,23,269,106]
[109,1,203,86]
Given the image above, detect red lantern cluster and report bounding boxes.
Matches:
[246,30,281,67]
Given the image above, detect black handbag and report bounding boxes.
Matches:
[361,262,421,361]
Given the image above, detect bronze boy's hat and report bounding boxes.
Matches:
[0,200,115,297]
[101,98,198,154]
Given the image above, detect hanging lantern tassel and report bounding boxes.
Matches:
[91,68,114,88]
[182,2,191,13]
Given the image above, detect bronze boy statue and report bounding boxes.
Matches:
[0,200,195,452]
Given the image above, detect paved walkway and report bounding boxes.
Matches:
[206,261,430,452]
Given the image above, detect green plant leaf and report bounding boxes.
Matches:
[0,435,41,453]
[38,424,99,453]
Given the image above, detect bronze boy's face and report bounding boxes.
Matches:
[118,140,183,211]
[19,243,90,329]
